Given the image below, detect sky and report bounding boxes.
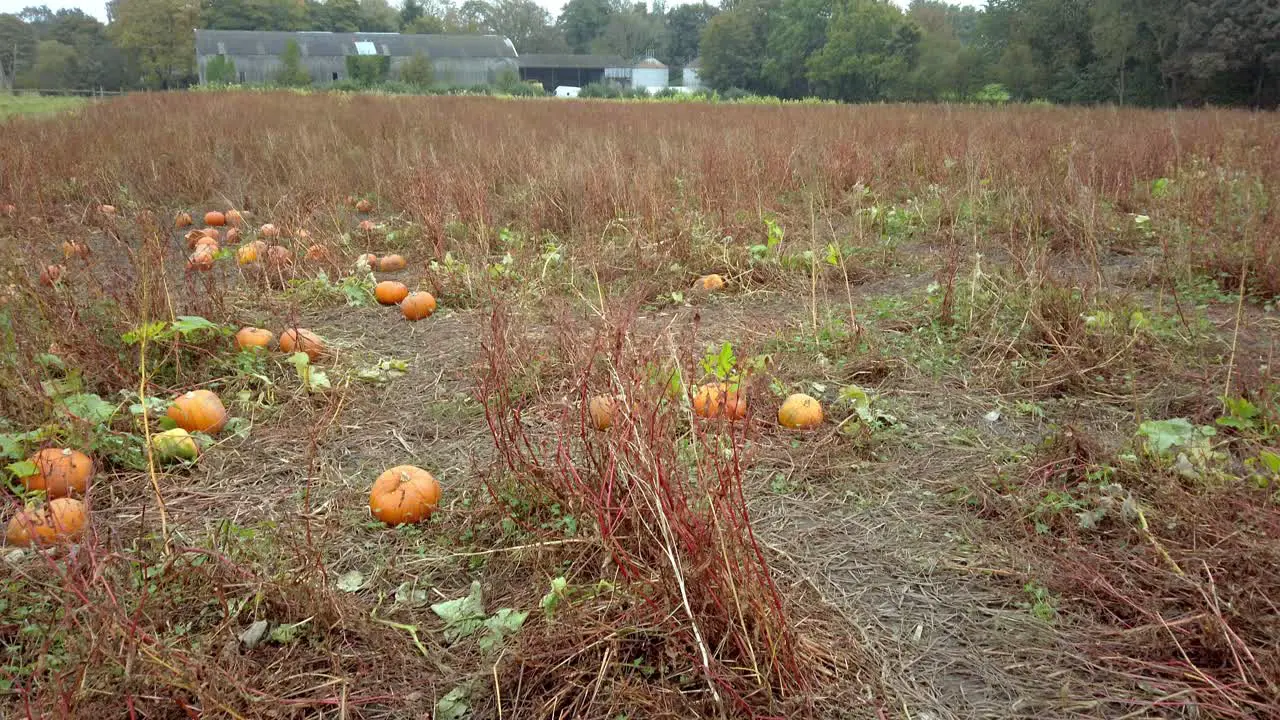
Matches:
[0,0,984,26]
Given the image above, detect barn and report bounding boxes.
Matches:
[194,30,518,87]
[516,54,627,93]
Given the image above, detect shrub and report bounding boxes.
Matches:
[345,55,390,86]
[275,40,311,87]
[580,82,620,99]
[400,52,434,88]
[205,55,237,84]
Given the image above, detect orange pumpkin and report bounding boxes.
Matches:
[62,239,90,259]
[4,498,87,546]
[259,223,280,240]
[184,229,206,249]
[355,198,374,214]
[1,203,16,217]
[722,387,747,420]
[225,227,243,244]
[692,384,723,418]
[187,248,215,272]
[401,292,436,321]
[778,393,823,430]
[235,326,274,351]
[194,236,219,253]
[304,244,331,263]
[225,209,244,227]
[175,212,193,228]
[589,396,615,431]
[358,220,376,234]
[39,264,65,287]
[356,253,379,270]
[167,389,229,434]
[696,274,726,292]
[237,240,266,265]
[377,254,406,272]
[374,281,409,305]
[369,465,441,526]
[204,211,226,227]
[24,448,94,498]
[266,245,293,268]
[279,328,325,360]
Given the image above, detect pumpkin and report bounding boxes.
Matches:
[369,465,441,526]
[187,248,215,272]
[722,387,747,420]
[237,240,266,265]
[5,498,87,546]
[39,264,65,286]
[692,384,723,418]
[589,396,615,431]
[184,229,206,249]
[259,223,280,240]
[167,389,228,434]
[225,227,242,244]
[1,204,16,217]
[355,199,374,214]
[226,209,245,227]
[201,227,221,239]
[374,281,409,305]
[356,253,379,270]
[99,204,116,216]
[266,245,293,268]
[62,239,90,259]
[377,254,406,272]
[778,393,823,430]
[175,212,193,228]
[279,328,325,360]
[401,292,436,321]
[304,244,331,263]
[151,428,198,463]
[235,326,274,351]
[696,274,726,292]
[24,448,94,498]
[358,220,376,234]
[204,211,226,227]
[194,236,220,253]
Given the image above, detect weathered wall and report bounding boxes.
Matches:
[197,54,518,87]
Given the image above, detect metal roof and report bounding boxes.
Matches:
[635,57,666,69]
[194,30,517,58]
[516,53,627,69]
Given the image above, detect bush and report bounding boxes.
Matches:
[275,40,311,87]
[205,55,237,84]
[400,52,434,88]
[973,83,1011,104]
[580,83,620,99]
[345,55,390,86]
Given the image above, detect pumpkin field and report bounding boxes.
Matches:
[1,93,1278,719]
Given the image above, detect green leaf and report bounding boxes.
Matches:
[170,315,222,337]
[268,621,305,644]
[431,581,487,643]
[838,384,874,424]
[335,570,365,592]
[540,576,568,619]
[6,460,37,479]
[121,320,167,345]
[0,429,44,461]
[1258,450,1280,476]
[395,581,430,607]
[478,608,527,652]
[35,353,66,371]
[58,393,116,425]
[1138,418,1196,456]
[435,686,471,720]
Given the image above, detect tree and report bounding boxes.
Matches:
[698,1,774,92]
[360,0,401,31]
[26,39,75,88]
[400,0,424,26]
[762,0,829,97]
[662,3,716,67]
[592,6,662,59]
[454,0,565,54]
[314,0,363,31]
[0,14,37,90]
[206,54,237,82]
[805,0,920,102]
[200,0,308,30]
[400,51,433,85]
[557,0,617,53]
[275,38,312,85]
[109,0,199,88]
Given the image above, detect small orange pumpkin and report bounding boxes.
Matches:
[39,264,65,286]
[355,198,374,214]
[5,498,88,546]
[225,227,242,244]
[696,274,726,292]
[778,393,823,430]
[237,240,266,265]
[401,292,436,321]
[62,239,90,259]
[377,254,406,272]
[259,223,280,240]
[369,465,441,526]
[589,396,615,431]
[167,389,229,434]
[358,220,376,234]
[692,384,723,418]
[356,253,379,270]
[194,236,219,253]
[24,448,94,498]
[266,245,293,268]
[304,244,331,263]
[375,281,409,305]
[184,229,206,249]
[204,211,226,227]
[175,212,193,228]
[225,209,244,227]
[186,248,215,272]
[279,328,325,360]
[721,387,747,420]
[235,326,274,351]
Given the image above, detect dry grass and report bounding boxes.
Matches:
[1,91,1278,719]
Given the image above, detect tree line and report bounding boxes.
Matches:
[0,0,1275,107]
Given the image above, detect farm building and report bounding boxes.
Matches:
[517,54,626,93]
[194,30,518,86]
[631,57,668,90]
[683,58,703,89]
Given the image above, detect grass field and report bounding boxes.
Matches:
[1,91,1278,719]
[0,93,88,119]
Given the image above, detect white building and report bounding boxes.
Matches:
[682,58,703,89]
[631,57,668,89]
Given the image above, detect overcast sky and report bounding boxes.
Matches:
[0,0,984,25]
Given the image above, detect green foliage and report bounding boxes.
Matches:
[399,52,433,87]
[430,581,527,651]
[109,0,198,89]
[345,54,390,86]
[205,54,237,84]
[275,39,311,87]
[288,352,330,392]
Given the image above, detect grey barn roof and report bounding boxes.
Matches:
[195,30,516,58]
[516,54,627,69]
